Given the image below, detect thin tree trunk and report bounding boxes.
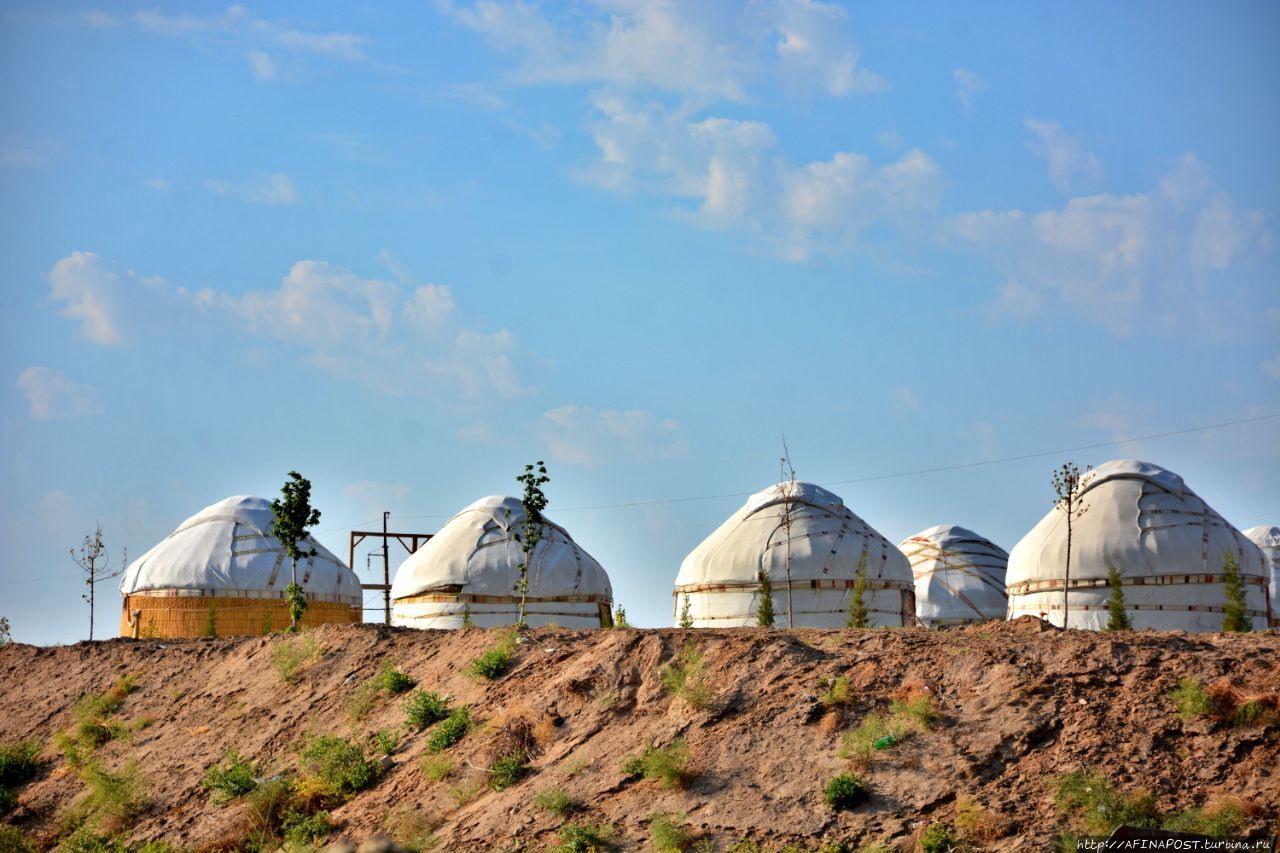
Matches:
[89,580,94,642]
[290,556,299,631]
[1064,514,1072,629]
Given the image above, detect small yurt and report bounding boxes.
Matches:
[1006,459,1269,631]
[119,495,362,638]
[901,525,1009,628]
[390,495,612,629]
[1243,525,1279,628]
[673,481,915,627]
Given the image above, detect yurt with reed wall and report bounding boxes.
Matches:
[673,481,915,627]
[1006,459,1269,631]
[119,495,362,638]
[390,495,613,629]
[1243,525,1279,628]
[901,525,1008,628]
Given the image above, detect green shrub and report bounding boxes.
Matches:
[532,787,578,817]
[1055,769,1159,836]
[371,728,398,756]
[201,749,262,804]
[376,661,416,694]
[1170,678,1212,721]
[660,645,710,709]
[622,740,690,790]
[282,809,333,844]
[1105,564,1131,630]
[918,823,955,853]
[650,811,693,852]
[552,821,614,853]
[405,690,450,729]
[0,740,41,787]
[0,786,15,817]
[0,826,34,853]
[346,681,381,723]
[467,647,513,680]
[298,735,381,799]
[426,707,472,752]
[822,771,868,811]
[421,753,454,781]
[272,635,321,684]
[839,712,906,764]
[1222,550,1248,632]
[245,776,296,838]
[488,754,526,791]
[1161,799,1246,839]
[891,695,940,729]
[820,675,852,707]
[77,760,149,834]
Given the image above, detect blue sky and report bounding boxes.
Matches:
[2,1,1277,645]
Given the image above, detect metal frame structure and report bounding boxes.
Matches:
[349,512,432,623]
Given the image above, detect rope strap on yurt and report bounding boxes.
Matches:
[395,592,611,605]
[1007,573,1267,596]
[126,587,362,605]
[1008,601,1269,618]
[673,577,915,595]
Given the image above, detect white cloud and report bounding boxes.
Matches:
[953,67,985,109]
[892,386,920,415]
[1264,354,1280,380]
[204,173,297,205]
[80,11,121,27]
[540,405,687,467]
[47,251,122,344]
[583,92,943,260]
[246,50,278,80]
[144,177,171,191]
[1024,118,1102,194]
[949,154,1271,334]
[203,259,530,400]
[16,367,98,421]
[439,0,883,101]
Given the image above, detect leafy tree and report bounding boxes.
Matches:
[1222,550,1248,632]
[513,461,550,628]
[0,616,11,645]
[1105,564,1131,631]
[461,603,475,629]
[756,570,775,627]
[71,524,122,641]
[1051,462,1092,628]
[270,471,321,633]
[846,551,869,628]
[613,605,629,628]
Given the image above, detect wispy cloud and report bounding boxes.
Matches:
[953,67,985,109]
[47,251,123,344]
[948,154,1271,335]
[204,173,297,205]
[16,367,99,421]
[87,5,376,80]
[1024,117,1102,194]
[540,405,687,467]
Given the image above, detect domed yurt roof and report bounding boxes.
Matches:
[900,525,1008,627]
[1006,459,1269,631]
[390,495,612,629]
[120,495,360,603]
[674,481,914,627]
[1243,525,1279,628]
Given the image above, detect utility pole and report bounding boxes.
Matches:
[382,511,391,624]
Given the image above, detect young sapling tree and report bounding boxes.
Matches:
[270,471,322,633]
[1051,462,1092,629]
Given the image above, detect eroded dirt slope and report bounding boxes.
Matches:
[1,621,1277,851]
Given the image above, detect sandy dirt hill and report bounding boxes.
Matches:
[1,621,1277,851]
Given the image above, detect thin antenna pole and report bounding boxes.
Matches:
[382,511,391,624]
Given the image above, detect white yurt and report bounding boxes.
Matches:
[390,495,612,629]
[673,481,915,627]
[901,525,1009,628]
[119,495,362,638]
[1006,459,1269,631]
[1243,525,1279,628]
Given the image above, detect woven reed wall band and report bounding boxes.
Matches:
[673,578,913,596]
[1009,602,1268,617]
[123,587,361,606]
[120,595,359,638]
[395,592,610,605]
[1007,573,1267,596]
